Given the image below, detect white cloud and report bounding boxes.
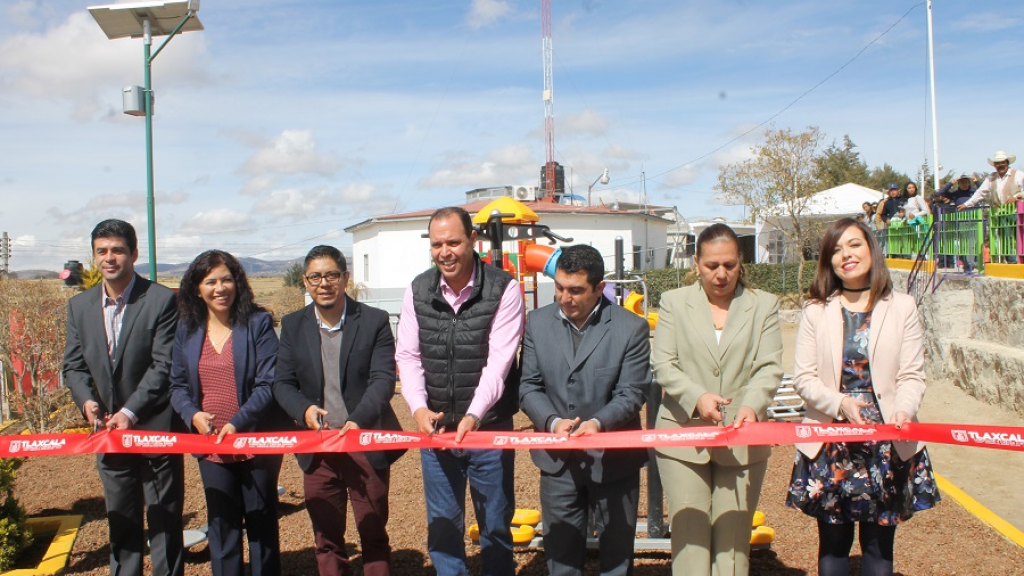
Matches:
[466,0,512,30]
[419,144,536,188]
[241,175,278,196]
[957,13,1018,33]
[561,110,609,137]
[239,130,343,177]
[252,187,330,218]
[0,12,209,121]
[602,144,644,162]
[4,1,37,28]
[177,209,253,235]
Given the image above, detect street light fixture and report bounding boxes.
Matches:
[587,167,610,207]
[89,0,204,280]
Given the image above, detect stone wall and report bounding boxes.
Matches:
[969,277,1024,349]
[908,272,1024,415]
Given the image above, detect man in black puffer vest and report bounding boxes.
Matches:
[397,207,524,576]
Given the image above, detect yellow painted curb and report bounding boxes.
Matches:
[982,263,1024,279]
[884,258,931,272]
[0,515,83,576]
[935,474,1024,548]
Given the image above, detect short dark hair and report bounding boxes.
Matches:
[428,207,474,238]
[304,245,347,272]
[808,218,891,309]
[91,219,137,253]
[178,249,264,333]
[695,223,747,287]
[556,244,604,289]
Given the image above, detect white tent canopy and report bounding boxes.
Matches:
[800,182,884,215]
[755,182,884,263]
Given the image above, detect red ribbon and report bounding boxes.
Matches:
[1,422,1022,459]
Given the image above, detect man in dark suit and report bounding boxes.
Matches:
[273,245,404,576]
[519,244,650,576]
[62,219,184,576]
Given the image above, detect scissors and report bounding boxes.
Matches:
[89,409,109,432]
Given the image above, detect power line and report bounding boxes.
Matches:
[643,3,925,187]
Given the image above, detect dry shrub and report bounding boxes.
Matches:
[263,287,306,322]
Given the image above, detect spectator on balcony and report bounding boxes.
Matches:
[903,182,930,220]
[935,174,975,208]
[959,150,1024,210]
[891,207,907,226]
[875,184,905,229]
[861,202,877,231]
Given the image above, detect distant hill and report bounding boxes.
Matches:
[141,257,303,278]
[8,269,60,280]
[17,256,317,280]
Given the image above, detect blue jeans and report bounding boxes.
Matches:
[420,447,515,576]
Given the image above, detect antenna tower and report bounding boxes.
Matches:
[541,0,556,199]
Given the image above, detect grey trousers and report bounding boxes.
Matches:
[97,452,185,576]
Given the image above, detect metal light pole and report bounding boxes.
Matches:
[89,1,204,280]
[587,167,610,207]
[926,0,941,193]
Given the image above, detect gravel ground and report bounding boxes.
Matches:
[12,398,1024,575]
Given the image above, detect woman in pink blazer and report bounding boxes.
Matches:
[786,218,939,576]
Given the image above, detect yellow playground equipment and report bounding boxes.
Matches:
[467,508,775,550]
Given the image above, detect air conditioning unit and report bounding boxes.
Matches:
[513,185,538,201]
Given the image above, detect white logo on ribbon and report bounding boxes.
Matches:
[493,436,509,446]
[9,441,20,453]
[360,432,373,446]
[795,426,811,439]
[122,435,133,448]
[951,430,969,443]
[641,434,656,443]
[233,438,247,449]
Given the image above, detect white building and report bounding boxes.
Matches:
[755,182,884,263]
[344,199,671,312]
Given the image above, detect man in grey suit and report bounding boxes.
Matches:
[519,244,650,576]
[63,219,184,576]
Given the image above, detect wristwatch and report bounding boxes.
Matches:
[465,413,481,430]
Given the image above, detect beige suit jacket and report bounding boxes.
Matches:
[792,291,926,460]
[653,284,783,466]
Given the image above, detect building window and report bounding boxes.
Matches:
[363,254,370,283]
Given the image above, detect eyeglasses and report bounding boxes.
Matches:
[304,271,344,285]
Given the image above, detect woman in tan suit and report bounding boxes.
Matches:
[653,223,783,576]
[786,218,939,576]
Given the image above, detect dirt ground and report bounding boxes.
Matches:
[12,391,1024,576]
[9,320,1024,575]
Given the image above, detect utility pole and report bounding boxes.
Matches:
[0,232,9,277]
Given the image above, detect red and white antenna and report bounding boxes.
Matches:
[541,0,556,199]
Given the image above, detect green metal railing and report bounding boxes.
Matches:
[886,215,933,259]
[989,202,1022,264]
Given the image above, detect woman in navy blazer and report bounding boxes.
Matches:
[170,250,284,576]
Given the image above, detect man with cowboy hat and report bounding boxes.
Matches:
[959,150,1024,209]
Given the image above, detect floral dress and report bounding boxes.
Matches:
[786,307,940,525]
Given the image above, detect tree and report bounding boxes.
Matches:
[282,261,304,289]
[0,280,75,433]
[866,162,913,193]
[715,125,824,295]
[80,259,102,290]
[813,134,870,189]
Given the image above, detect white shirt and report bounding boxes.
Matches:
[965,169,1024,208]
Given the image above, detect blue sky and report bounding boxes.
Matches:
[1,0,1021,271]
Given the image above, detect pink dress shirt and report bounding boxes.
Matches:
[396,267,524,419]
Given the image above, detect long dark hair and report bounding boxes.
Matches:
[695,223,747,288]
[178,250,264,333]
[808,218,891,309]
